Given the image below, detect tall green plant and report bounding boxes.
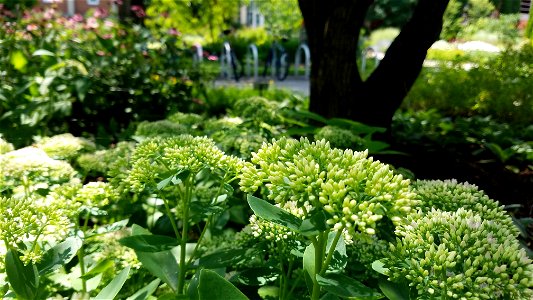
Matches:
[240,137,418,299]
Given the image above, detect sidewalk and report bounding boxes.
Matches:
[213,76,310,96]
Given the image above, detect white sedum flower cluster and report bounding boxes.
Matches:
[35,133,95,160]
[412,179,518,235]
[126,135,244,193]
[240,137,418,237]
[386,208,533,299]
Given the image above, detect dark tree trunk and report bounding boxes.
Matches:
[298,0,450,130]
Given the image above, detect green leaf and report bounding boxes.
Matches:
[32,49,55,57]
[298,210,328,237]
[94,266,131,300]
[80,259,114,280]
[286,109,328,124]
[371,260,389,276]
[130,225,179,292]
[37,237,82,276]
[197,269,249,300]
[10,50,28,71]
[316,274,382,299]
[326,118,386,134]
[5,249,39,300]
[325,232,347,273]
[247,195,302,231]
[257,286,279,299]
[157,170,190,190]
[320,293,341,300]
[195,249,249,269]
[93,219,129,236]
[126,278,161,300]
[119,235,180,252]
[303,243,315,294]
[378,279,410,300]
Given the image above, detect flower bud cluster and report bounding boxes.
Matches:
[412,179,518,236]
[75,181,120,208]
[0,137,14,154]
[385,208,533,299]
[77,141,136,177]
[248,201,307,259]
[0,194,73,265]
[167,112,203,127]
[314,125,365,150]
[134,120,190,140]
[240,137,418,237]
[346,232,388,280]
[126,135,244,193]
[231,97,282,125]
[1,147,77,195]
[35,133,95,160]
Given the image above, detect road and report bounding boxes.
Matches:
[213,76,310,96]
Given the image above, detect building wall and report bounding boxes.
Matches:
[39,0,115,16]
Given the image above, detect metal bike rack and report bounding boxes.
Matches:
[360,46,380,73]
[192,44,203,65]
[294,43,311,78]
[220,42,233,79]
[245,44,259,80]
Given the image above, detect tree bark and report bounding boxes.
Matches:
[299,0,450,130]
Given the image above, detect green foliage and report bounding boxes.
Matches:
[405,44,533,125]
[145,0,239,42]
[384,208,533,299]
[255,0,302,37]
[0,7,195,147]
[34,133,96,161]
[314,126,365,151]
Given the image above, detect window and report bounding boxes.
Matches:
[87,0,100,5]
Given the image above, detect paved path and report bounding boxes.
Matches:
[214,76,310,96]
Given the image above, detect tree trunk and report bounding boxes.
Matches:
[299,0,450,130]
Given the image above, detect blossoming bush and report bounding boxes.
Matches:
[0,6,196,147]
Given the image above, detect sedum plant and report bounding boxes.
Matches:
[122,135,244,296]
[240,137,418,299]
[382,208,533,299]
[314,125,365,150]
[0,137,14,154]
[412,179,518,235]
[1,147,77,198]
[34,133,95,161]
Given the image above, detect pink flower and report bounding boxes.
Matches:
[85,17,98,29]
[168,28,180,36]
[26,24,38,31]
[207,55,218,61]
[96,50,106,56]
[131,5,146,18]
[101,33,113,40]
[94,8,108,19]
[104,20,114,28]
[71,14,84,23]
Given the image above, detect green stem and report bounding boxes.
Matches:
[77,211,91,297]
[160,193,182,241]
[320,227,344,275]
[177,180,192,295]
[310,233,325,300]
[186,216,211,266]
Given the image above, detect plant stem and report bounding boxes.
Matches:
[160,193,182,241]
[177,180,192,295]
[186,216,211,266]
[77,211,91,297]
[320,227,344,275]
[310,233,326,300]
